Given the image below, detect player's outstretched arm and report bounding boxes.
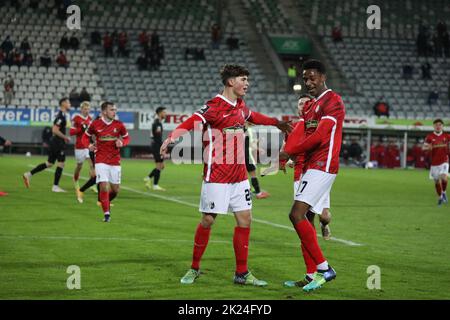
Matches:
[69,126,80,136]
[160,114,202,155]
[247,111,292,134]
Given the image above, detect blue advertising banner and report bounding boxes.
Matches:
[0,107,135,129]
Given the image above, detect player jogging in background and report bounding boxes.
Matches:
[280,59,345,292]
[76,115,101,204]
[23,97,71,192]
[82,102,130,222]
[244,123,270,199]
[0,135,12,196]
[70,101,95,199]
[423,119,449,205]
[145,106,167,191]
[160,64,291,286]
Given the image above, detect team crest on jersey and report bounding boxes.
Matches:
[113,128,118,133]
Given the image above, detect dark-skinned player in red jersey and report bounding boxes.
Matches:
[160,64,292,286]
[423,119,450,205]
[280,59,345,292]
[82,102,130,222]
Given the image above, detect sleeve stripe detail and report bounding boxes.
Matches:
[193,112,207,124]
[85,132,92,137]
[245,110,252,121]
[321,116,337,123]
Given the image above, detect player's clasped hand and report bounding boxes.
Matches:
[276,120,293,134]
[88,143,96,152]
[64,136,71,144]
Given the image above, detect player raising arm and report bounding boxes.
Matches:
[160,64,291,287]
[81,102,130,222]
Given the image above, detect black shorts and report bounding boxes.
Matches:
[47,144,66,164]
[152,142,163,163]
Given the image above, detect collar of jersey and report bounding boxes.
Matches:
[434,131,443,136]
[315,89,332,101]
[101,117,114,125]
[216,94,237,107]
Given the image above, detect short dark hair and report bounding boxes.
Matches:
[59,97,68,106]
[220,64,250,85]
[303,59,326,74]
[101,101,114,111]
[156,107,166,114]
[433,118,444,125]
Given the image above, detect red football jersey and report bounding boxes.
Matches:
[303,89,345,174]
[85,117,129,166]
[285,121,306,181]
[425,132,450,166]
[192,94,252,183]
[71,114,92,149]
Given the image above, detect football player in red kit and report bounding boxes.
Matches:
[423,119,450,205]
[281,59,345,292]
[160,64,291,286]
[82,102,130,222]
[70,101,95,199]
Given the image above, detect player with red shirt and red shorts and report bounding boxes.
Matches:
[69,101,95,200]
[82,102,130,222]
[423,119,450,205]
[280,60,344,292]
[160,64,291,286]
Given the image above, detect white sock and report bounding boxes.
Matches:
[105,212,110,216]
[317,261,329,271]
[307,273,315,279]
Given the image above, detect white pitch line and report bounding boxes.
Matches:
[26,164,363,247]
[0,234,229,244]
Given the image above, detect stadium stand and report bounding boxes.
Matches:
[240,0,295,35]
[0,4,104,108]
[0,0,448,120]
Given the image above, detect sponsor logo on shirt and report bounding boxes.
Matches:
[305,120,318,129]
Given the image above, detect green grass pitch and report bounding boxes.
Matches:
[0,154,449,299]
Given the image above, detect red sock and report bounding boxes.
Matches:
[74,172,79,181]
[435,182,442,196]
[294,220,326,265]
[99,190,110,214]
[109,191,117,202]
[301,243,317,274]
[442,180,447,192]
[233,226,250,274]
[191,224,211,270]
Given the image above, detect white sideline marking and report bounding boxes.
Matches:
[26,165,364,247]
[0,234,229,244]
